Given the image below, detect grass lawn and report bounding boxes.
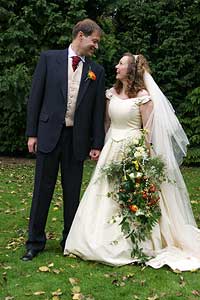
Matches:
[0,158,200,300]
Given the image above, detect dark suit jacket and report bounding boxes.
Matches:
[26,49,105,160]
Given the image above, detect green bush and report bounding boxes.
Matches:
[1,0,200,164]
[180,87,200,165]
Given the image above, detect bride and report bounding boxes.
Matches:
[64,53,200,271]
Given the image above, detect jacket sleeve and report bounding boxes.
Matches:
[91,66,106,150]
[25,52,47,137]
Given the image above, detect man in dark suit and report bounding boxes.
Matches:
[21,19,105,261]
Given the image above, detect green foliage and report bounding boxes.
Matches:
[103,132,167,262]
[180,87,200,165]
[1,0,200,164]
[0,0,86,154]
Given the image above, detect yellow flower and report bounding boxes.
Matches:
[132,160,139,170]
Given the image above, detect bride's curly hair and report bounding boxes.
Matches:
[114,53,151,98]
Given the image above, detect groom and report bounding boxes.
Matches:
[21,19,105,261]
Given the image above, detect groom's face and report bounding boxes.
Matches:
[78,31,100,57]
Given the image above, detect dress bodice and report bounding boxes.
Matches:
[106,89,151,141]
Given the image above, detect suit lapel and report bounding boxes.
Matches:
[76,58,91,109]
[57,49,68,100]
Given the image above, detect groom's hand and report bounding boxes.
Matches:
[28,137,38,153]
[89,149,101,161]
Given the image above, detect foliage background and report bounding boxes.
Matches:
[1,0,200,164]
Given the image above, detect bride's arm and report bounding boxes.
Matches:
[104,98,111,133]
[140,100,153,128]
[137,89,153,128]
[138,90,154,153]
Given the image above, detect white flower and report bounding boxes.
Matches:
[136,172,143,178]
[134,151,142,158]
[129,173,135,179]
[136,146,145,153]
[132,138,139,145]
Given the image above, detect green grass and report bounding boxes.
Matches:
[0,159,200,300]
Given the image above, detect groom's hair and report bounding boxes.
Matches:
[72,18,102,39]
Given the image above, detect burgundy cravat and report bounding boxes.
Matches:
[72,56,81,71]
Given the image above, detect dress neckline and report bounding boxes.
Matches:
[113,94,140,101]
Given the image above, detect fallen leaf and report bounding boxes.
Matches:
[72,293,84,300]
[48,262,54,268]
[33,291,45,295]
[52,289,62,296]
[71,286,81,293]
[192,290,200,296]
[67,264,76,268]
[52,269,60,274]
[46,232,57,240]
[147,295,159,300]
[3,266,12,270]
[38,266,50,272]
[52,296,60,300]
[111,279,125,287]
[69,278,80,285]
[5,297,14,300]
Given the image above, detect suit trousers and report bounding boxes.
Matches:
[26,126,84,251]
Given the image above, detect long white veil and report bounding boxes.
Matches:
[143,71,197,226]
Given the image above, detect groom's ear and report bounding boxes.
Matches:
[78,31,85,40]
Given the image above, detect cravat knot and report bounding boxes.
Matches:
[72,56,81,71]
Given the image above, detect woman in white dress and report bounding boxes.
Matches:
[64,53,200,271]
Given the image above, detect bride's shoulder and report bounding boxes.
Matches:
[105,87,116,100]
[136,89,149,97]
[136,89,151,105]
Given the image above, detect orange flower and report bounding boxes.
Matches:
[87,70,96,80]
[129,204,138,213]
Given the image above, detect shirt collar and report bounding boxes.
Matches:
[68,44,85,62]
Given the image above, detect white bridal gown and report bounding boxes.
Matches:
[64,90,200,271]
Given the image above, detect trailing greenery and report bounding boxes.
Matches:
[103,132,166,262]
[1,0,200,163]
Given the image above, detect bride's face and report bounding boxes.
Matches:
[115,56,129,81]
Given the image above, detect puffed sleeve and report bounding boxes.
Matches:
[136,95,151,105]
[105,88,113,100]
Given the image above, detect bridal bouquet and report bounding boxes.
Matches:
[103,130,167,262]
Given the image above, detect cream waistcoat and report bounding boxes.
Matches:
[65,57,83,126]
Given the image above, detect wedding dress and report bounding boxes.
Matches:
[64,86,200,271]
